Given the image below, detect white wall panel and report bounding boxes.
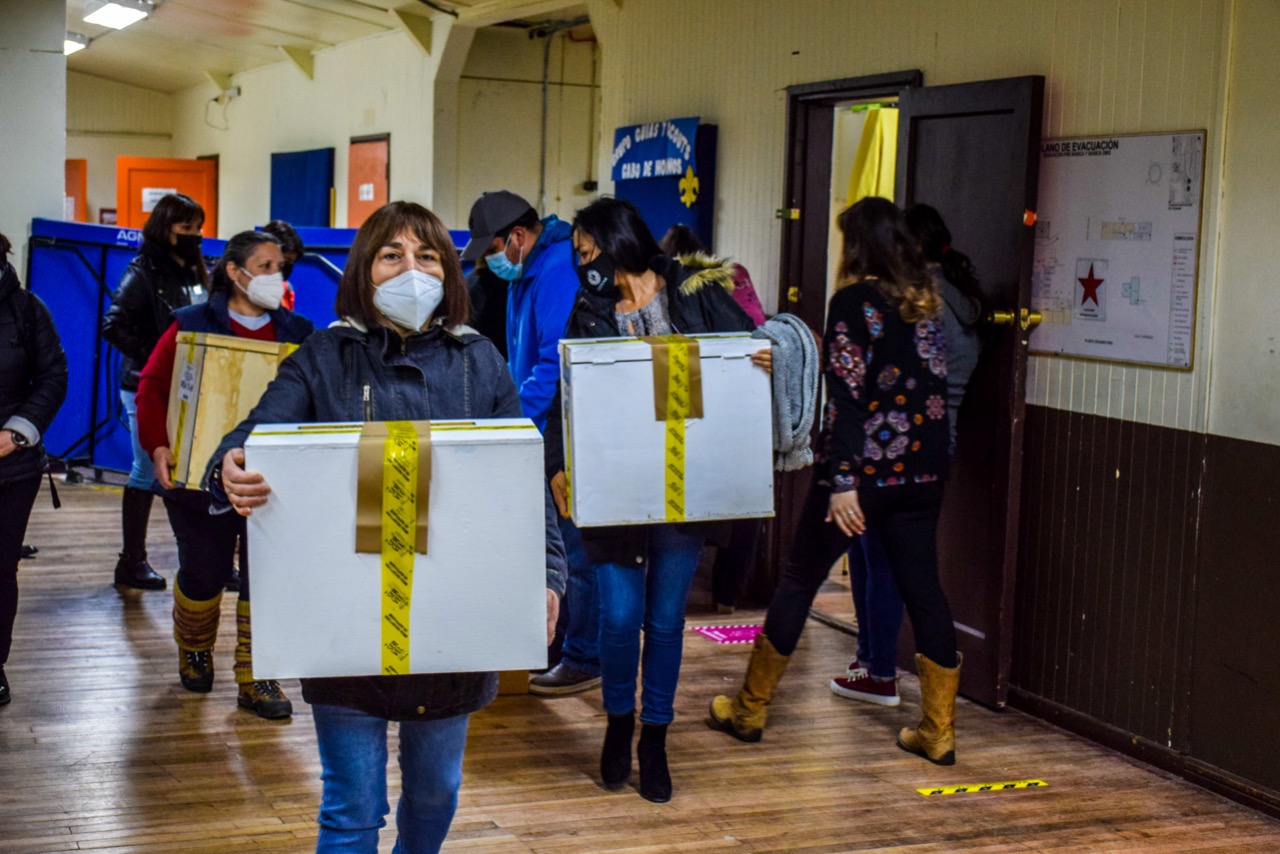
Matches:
[587,0,1232,434]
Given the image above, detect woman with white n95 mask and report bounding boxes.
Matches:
[132,229,314,719]
[206,202,567,854]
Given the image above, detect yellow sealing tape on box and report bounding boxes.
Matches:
[170,335,198,473]
[643,336,704,522]
[355,421,432,676]
[917,779,1048,797]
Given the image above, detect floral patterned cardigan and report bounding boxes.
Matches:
[818,280,951,493]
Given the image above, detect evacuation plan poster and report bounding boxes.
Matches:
[1030,131,1204,368]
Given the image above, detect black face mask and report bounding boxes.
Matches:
[576,252,616,294]
[173,232,204,260]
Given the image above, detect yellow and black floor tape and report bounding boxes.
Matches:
[917,779,1048,797]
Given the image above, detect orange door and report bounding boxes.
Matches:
[116,157,219,235]
[65,159,88,222]
[347,135,389,228]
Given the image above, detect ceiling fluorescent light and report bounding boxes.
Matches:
[64,32,91,55]
[83,0,153,30]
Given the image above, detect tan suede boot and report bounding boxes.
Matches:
[173,586,221,692]
[234,600,292,720]
[897,652,962,765]
[707,633,790,742]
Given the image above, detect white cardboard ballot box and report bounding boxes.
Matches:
[561,333,774,527]
[244,419,548,679]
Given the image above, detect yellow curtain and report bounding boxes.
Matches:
[847,107,899,203]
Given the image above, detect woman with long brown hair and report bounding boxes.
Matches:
[708,196,964,765]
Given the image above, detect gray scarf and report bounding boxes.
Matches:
[752,313,820,471]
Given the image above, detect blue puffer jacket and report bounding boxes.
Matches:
[208,319,567,722]
[172,290,315,343]
[506,216,578,431]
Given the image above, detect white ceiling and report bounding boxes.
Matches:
[65,0,589,94]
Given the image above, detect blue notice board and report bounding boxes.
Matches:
[611,117,718,250]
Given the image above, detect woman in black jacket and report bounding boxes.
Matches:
[0,232,69,706]
[102,193,207,591]
[544,198,765,803]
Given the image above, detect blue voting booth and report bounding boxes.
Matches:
[25,219,467,477]
[611,117,718,250]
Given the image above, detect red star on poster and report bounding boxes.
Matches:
[1078,263,1104,306]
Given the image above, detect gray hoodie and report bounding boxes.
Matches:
[933,266,983,453]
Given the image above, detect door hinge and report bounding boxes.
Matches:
[787,286,801,304]
[775,208,801,220]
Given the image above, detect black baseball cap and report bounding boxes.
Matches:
[460,190,535,262]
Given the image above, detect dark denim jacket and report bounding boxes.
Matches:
[209,320,566,721]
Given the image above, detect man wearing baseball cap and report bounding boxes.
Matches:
[461,190,599,697]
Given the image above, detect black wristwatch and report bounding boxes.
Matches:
[8,430,29,448]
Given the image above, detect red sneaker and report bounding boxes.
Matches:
[830,663,900,706]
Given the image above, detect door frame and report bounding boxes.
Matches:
[749,70,922,603]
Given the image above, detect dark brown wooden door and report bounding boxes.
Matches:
[894,76,1044,707]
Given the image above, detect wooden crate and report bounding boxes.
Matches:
[166,332,297,488]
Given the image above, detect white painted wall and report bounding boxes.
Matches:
[66,72,174,223]
[438,27,600,228]
[170,21,454,236]
[1205,0,1280,446]
[0,0,67,275]
[586,0,1236,436]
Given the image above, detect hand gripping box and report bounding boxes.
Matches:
[560,333,774,527]
[167,332,298,488]
[243,419,548,679]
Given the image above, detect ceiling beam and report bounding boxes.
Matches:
[279,45,316,79]
[455,0,583,28]
[203,70,234,91]
[390,7,434,56]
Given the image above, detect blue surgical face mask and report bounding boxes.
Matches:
[484,234,525,282]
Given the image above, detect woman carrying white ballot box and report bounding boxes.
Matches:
[208,201,565,854]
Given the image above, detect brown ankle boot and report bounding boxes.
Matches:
[897,652,962,765]
[707,633,790,742]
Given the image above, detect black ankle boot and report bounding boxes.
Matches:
[637,723,672,803]
[600,711,635,789]
[115,487,165,590]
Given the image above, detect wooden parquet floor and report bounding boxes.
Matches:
[5,479,1280,853]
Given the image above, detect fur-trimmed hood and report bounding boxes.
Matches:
[667,252,738,296]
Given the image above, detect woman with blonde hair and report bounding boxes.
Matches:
[708,196,963,765]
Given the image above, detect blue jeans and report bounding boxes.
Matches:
[597,524,704,725]
[848,525,905,680]
[558,515,599,676]
[311,703,470,854]
[120,390,156,489]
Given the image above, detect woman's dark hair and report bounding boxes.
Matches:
[905,203,983,306]
[0,232,10,258]
[837,197,939,322]
[210,231,281,298]
[141,193,209,288]
[336,201,469,329]
[571,197,663,274]
[142,193,204,247]
[262,220,304,258]
[659,224,706,258]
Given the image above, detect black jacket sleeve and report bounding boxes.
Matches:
[102,263,155,365]
[701,278,758,333]
[13,293,69,442]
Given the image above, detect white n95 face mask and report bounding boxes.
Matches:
[239,271,285,310]
[373,269,445,331]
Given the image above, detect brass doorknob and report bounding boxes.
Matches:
[787,286,800,304]
[987,308,1043,331]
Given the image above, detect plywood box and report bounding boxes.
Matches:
[244,419,549,679]
[560,333,774,527]
[166,332,297,488]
